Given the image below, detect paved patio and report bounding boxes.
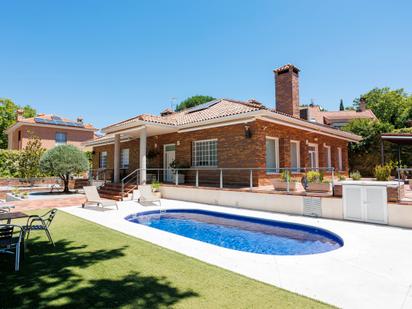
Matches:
[62,199,412,309]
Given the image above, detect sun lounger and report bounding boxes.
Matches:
[82,186,118,210]
[136,185,161,206]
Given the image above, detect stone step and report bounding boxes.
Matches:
[99,193,123,201]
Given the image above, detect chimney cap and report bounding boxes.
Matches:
[160,108,174,117]
[273,63,300,74]
[246,98,263,107]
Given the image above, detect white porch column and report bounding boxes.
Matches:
[139,127,147,184]
[113,134,121,183]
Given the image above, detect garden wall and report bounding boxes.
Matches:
[160,185,412,229]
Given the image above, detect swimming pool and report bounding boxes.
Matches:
[125,209,343,255]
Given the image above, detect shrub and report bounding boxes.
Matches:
[337,172,346,181]
[280,170,291,182]
[151,180,161,192]
[40,145,89,192]
[18,134,46,183]
[306,171,323,183]
[374,164,392,181]
[350,170,361,180]
[0,150,21,178]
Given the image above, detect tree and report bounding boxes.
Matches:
[353,88,412,128]
[0,98,36,149]
[0,150,20,177]
[40,145,89,192]
[339,99,344,111]
[343,119,395,175]
[175,95,216,112]
[18,133,46,184]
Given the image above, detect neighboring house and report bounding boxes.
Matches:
[6,112,97,150]
[300,100,376,129]
[86,64,361,186]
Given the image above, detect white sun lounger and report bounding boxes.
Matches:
[82,186,118,210]
[134,185,161,206]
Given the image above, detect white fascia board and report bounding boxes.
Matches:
[103,119,176,134]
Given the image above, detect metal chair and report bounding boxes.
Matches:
[23,209,58,246]
[0,224,24,271]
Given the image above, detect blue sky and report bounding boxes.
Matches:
[1,1,411,129]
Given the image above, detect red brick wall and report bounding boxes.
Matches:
[275,68,300,117]
[92,119,349,185]
[10,125,94,150]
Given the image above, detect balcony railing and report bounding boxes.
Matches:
[121,167,336,198]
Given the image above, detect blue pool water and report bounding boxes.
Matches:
[125,209,343,255]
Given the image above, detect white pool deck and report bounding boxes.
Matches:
[62,199,412,309]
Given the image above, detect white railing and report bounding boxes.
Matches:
[121,166,336,198]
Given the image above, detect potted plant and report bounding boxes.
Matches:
[349,170,361,180]
[271,170,299,191]
[151,180,161,198]
[169,160,190,184]
[373,164,392,181]
[21,191,29,199]
[306,171,331,192]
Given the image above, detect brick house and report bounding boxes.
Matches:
[6,113,97,150]
[300,99,377,129]
[86,64,361,186]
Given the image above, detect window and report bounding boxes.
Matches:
[324,145,331,169]
[120,149,129,169]
[308,143,318,169]
[55,132,67,145]
[290,141,300,172]
[192,139,217,167]
[266,137,279,173]
[337,147,343,171]
[99,151,108,169]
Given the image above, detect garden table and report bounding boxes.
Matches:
[0,211,28,224]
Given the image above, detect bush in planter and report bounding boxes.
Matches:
[337,172,346,181]
[374,163,393,181]
[349,170,361,180]
[306,171,324,183]
[305,171,331,192]
[280,170,291,182]
[151,180,161,192]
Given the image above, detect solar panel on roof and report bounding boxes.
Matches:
[34,117,84,128]
[51,115,62,121]
[186,99,220,113]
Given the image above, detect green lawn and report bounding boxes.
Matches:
[0,210,333,308]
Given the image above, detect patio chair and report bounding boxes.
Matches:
[137,185,161,206]
[82,186,118,210]
[23,208,58,246]
[0,224,24,271]
[0,201,14,214]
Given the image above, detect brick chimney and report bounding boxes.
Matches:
[274,64,300,118]
[16,109,24,121]
[359,97,366,112]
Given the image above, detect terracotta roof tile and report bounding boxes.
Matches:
[106,99,265,129]
[17,114,96,130]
